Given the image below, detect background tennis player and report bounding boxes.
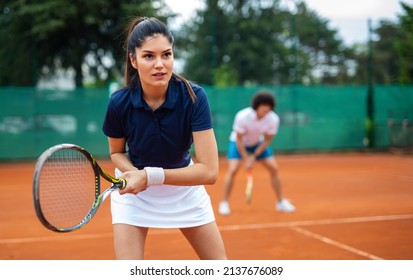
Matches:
[218,90,296,215]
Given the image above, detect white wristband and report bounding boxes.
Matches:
[144,167,165,186]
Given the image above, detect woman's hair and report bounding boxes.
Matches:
[251,90,276,110]
[124,16,196,102]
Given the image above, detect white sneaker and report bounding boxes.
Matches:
[276,199,296,213]
[218,201,231,215]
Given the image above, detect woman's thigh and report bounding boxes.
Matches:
[113,224,148,260]
[180,222,227,260]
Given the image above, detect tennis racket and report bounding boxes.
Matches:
[245,169,254,203]
[33,143,126,233]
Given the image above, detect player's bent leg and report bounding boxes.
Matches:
[113,224,148,259]
[261,156,279,176]
[261,157,296,213]
[223,159,241,198]
[219,159,241,215]
[261,156,282,197]
[181,222,227,260]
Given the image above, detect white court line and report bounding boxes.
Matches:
[0,233,114,244]
[1,214,413,245]
[218,213,413,231]
[291,226,384,260]
[398,175,413,183]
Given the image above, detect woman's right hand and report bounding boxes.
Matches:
[118,169,148,195]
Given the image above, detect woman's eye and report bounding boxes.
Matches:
[163,52,172,58]
[143,54,153,59]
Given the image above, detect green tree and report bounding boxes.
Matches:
[397,1,413,84]
[352,20,403,85]
[375,20,403,84]
[293,2,352,84]
[0,0,171,87]
[176,0,351,86]
[350,2,413,85]
[178,0,294,86]
[174,0,226,85]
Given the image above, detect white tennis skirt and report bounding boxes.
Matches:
[111,168,216,228]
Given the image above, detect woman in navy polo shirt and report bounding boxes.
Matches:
[102,17,227,260]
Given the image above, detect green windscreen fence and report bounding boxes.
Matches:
[207,85,369,152]
[0,88,110,160]
[1,85,412,160]
[374,86,413,150]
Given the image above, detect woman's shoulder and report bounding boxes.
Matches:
[110,86,129,98]
[171,76,204,93]
[170,77,208,105]
[109,87,133,106]
[188,80,203,92]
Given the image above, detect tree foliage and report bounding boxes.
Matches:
[0,0,172,87]
[1,0,412,87]
[349,1,413,85]
[176,0,352,86]
[397,1,413,84]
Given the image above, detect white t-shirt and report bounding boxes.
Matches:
[229,107,280,146]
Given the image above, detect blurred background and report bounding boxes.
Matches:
[1,0,412,160]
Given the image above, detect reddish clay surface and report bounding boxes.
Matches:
[1,152,412,260]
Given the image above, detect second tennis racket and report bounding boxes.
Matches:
[245,169,254,204]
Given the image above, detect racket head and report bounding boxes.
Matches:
[245,169,253,204]
[33,144,103,232]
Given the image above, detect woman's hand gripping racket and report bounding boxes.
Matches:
[245,169,254,204]
[33,143,126,232]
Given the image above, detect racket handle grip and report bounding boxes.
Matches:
[114,178,127,190]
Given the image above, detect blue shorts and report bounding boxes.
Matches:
[226,141,273,160]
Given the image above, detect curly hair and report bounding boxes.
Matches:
[251,90,276,110]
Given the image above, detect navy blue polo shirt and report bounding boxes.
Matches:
[102,78,213,170]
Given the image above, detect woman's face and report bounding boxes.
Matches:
[129,34,174,89]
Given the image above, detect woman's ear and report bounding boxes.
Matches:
[129,53,138,69]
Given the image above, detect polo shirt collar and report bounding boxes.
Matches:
[130,80,177,110]
[162,81,177,109]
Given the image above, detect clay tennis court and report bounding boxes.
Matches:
[1,152,412,260]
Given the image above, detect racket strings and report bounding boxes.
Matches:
[39,149,96,229]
